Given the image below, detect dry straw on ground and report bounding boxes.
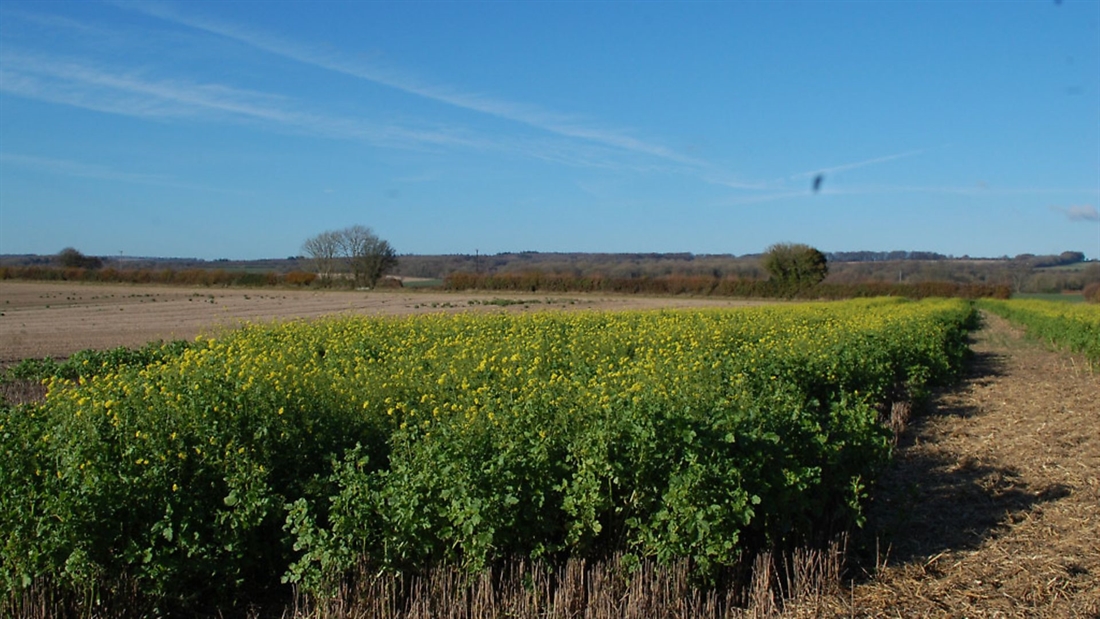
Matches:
[830,312,1100,618]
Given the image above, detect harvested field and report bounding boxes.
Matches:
[0,281,768,363]
[817,312,1100,618]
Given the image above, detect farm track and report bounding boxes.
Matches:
[818,312,1100,618]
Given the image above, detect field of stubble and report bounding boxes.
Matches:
[0,281,767,363]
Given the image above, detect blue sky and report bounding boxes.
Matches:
[1,1,1097,260]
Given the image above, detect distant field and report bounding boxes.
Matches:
[399,277,445,288]
[1013,292,1086,303]
[0,281,769,362]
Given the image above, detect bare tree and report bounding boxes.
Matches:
[303,226,397,288]
[301,230,342,283]
[339,225,397,288]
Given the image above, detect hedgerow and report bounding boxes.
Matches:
[0,265,315,287]
[444,271,1009,300]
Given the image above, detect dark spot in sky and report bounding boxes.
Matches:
[812,174,824,193]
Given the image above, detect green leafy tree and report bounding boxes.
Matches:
[762,243,828,292]
[56,247,104,269]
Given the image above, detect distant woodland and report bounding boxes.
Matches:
[2,250,1097,295]
[392,251,1096,295]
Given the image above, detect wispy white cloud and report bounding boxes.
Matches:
[811,181,1098,198]
[790,148,927,180]
[116,1,713,169]
[2,45,715,179]
[0,50,293,121]
[4,3,763,187]
[0,50,504,153]
[715,182,1100,208]
[1050,204,1099,222]
[907,184,1096,197]
[0,152,240,193]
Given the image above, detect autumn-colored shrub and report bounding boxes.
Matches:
[1084,282,1100,304]
[284,271,318,286]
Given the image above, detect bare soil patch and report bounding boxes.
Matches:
[0,281,768,363]
[822,312,1100,617]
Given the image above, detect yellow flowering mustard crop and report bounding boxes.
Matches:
[2,297,977,603]
[978,299,1099,364]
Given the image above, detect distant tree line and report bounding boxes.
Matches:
[825,250,1085,266]
[443,243,1012,299]
[827,258,1099,294]
[394,252,767,280]
[827,250,952,262]
[443,271,1010,300]
[1009,251,1086,268]
[0,247,326,287]
[394,249,1092,290]
[432,245,1093,297]
[0,265,320,288]
[3,245,1094,296]
[0,251,312,273]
